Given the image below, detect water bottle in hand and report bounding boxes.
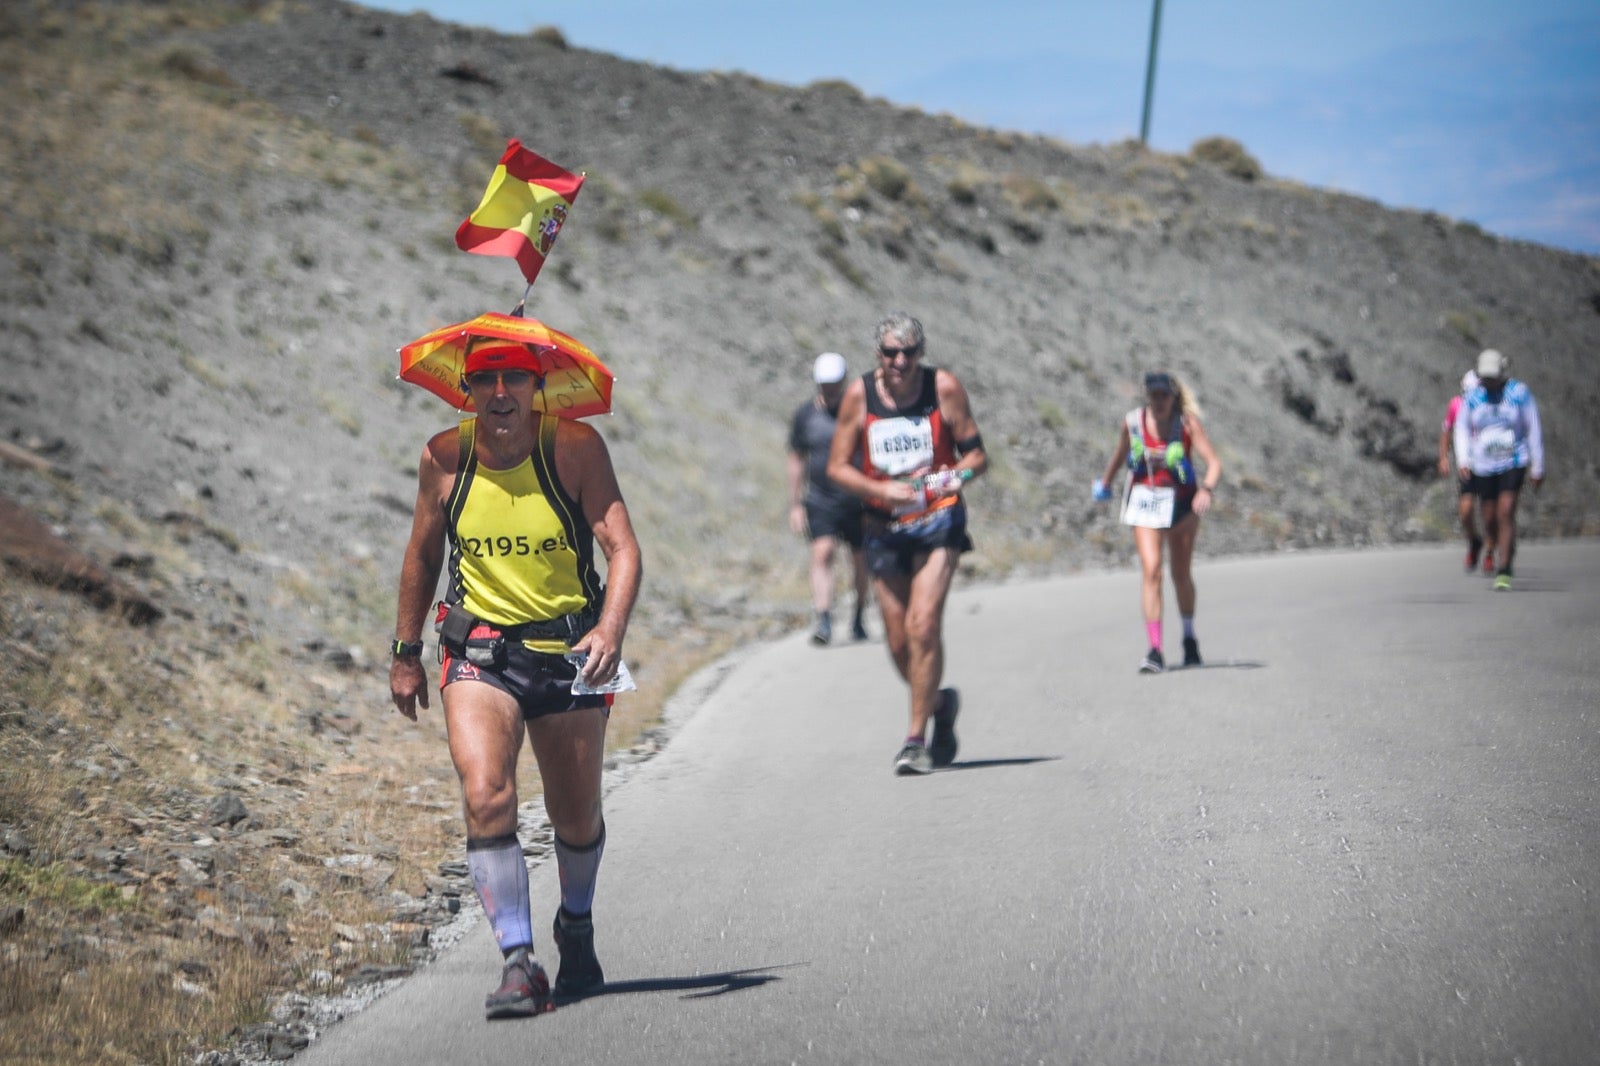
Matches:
[1091,478,1113,502]
[923,468,968,497]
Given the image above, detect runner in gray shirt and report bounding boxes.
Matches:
[787,352,869,644]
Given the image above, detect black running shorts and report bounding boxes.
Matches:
[1468,468,1526,499]
[804,500,864,547]
[864,501,973,577]
[444,641,609,720]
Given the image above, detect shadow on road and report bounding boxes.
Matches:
[556,964,797,1005]
[1169,659,1266,671]
[941,756,1061,772]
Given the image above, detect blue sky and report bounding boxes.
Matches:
[361,1,1600,255]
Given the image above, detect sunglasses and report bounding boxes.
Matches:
[465,369,534,390]
[879,344,922,360]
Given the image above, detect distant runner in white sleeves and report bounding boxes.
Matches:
[1092,371,1221,674]
[1452,348,1544,591]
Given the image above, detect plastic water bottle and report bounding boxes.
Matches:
[922,468,971,497]
[1091,478,1113,502]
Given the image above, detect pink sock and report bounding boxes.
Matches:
[1145,620,1162,650]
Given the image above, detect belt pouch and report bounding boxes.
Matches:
[436,603,476,654]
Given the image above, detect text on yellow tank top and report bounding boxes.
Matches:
[445,417,602,640]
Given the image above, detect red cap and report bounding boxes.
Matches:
[464,344,541,375]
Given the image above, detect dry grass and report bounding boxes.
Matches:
[0,429,728,1063]
[0,0,431,264]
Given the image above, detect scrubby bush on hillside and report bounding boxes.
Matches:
[1190,136,1262,182]
[531,25,567,49]
[859,156,913,201]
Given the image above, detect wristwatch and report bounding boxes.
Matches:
[391,639,424,659]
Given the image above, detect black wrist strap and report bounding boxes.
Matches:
[392,639,424,659]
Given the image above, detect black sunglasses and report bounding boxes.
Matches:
[879,344,922,360]
[466,369,534,390]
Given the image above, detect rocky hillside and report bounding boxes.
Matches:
[3,2,1598,1061]
[4,0,1599,653]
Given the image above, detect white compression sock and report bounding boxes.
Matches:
[467,833,532,955]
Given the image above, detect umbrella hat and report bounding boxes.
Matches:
[398,312,614,418]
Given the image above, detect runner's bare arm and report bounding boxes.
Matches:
[936,369,988,479]
[1186,413,1222,514]
[558,421,642,686]
[785,449,807,535]
[390,430,455,720]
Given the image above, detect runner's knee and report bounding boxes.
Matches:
[459,774,517,826]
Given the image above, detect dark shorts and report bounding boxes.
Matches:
[443,638,608,720]
[1458,476,1476,497]
[805,499,863,547]
[1170,493,1196,527]
[1469,468,1526,499]
[864,501,973,578]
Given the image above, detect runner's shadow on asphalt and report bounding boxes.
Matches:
[940,756,1061,772]
[554,964,798,1005]
[1171,659,1266,671]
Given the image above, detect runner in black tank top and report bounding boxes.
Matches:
[826,312,989,776]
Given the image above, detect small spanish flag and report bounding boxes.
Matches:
[454,140,585,285]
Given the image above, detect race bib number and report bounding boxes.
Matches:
[867,416,934,477]
[1480,426,1515,461]
[1122,483,1176,528]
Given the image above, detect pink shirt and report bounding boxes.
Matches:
[1442,395,1463,433]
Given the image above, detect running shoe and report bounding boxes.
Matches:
[850,616,869,641]
[1493,572,1512,591]
[1182,637,1202,668]
[811,612,831,646]
[929,688,960,767]
[893,740,933,776]
[551,908,605,997]
[1139,647,1165,674]
[1482,551,1497,576]
[485,947,553,1020]
[1464,539,1482,573]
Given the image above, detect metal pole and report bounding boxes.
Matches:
[1139,0,1164,144]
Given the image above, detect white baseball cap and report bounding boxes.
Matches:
[1477,349,1508,378]
[1460,369,1479,393]
[813,351,848,384]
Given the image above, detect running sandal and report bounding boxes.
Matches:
[893,740,933,776]
[929,688,960,767]
[485,947,553,1020]
[1182,637,1202,668]
[1493,572,1512,591]
[551,908,605,997]
[811,612,832,646]
[1139,647,1165,674]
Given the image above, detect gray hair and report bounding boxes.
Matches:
[874,311,925,351]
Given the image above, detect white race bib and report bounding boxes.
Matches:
[1122,483,1176,528]
[1480,426,1515,461]
[867,416,935,477]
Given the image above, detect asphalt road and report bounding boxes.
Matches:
[298,541,1600,1065]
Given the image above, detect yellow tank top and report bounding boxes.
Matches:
[444,417,603,644]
